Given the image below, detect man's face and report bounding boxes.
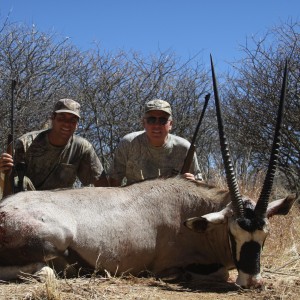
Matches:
[143,110,172,146]
[51,112,79,140]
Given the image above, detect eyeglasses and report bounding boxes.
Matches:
[145,116,170,125]
[55,116,79,124]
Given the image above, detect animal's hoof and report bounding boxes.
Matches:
[35,266,56,283]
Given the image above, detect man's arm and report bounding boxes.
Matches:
[106,137,129,187]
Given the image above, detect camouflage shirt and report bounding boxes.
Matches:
[14,129,104,190]
[108,131,202,185]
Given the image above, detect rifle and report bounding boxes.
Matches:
[181,93,210,174]
[2,80,17,199]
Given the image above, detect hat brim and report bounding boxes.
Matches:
[55,109,80,118]
[145,108,172,115]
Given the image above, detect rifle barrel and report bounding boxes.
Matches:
[181,93,210,174]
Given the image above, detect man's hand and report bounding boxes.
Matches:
[0,153,14,173]
[182,172,196,181]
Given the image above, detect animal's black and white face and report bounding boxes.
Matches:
[184,194,296,289]
[228,200,269,288]
[184,200,269,288]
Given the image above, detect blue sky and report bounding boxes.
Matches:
[0,0,299,72]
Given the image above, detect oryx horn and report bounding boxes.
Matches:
[210,54,244,218]
[255,60,288,217]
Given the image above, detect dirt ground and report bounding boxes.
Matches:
[0,204,299,300]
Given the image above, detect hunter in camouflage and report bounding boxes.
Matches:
[108,99,202,186]
[0,98,108,192]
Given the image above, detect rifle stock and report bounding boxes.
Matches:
[2,134,14,198]
[181,144,196,174]
[1,80,17,199]
[181,93,210,174]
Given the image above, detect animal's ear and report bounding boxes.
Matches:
[184,217,209,232]
[184,206,233,233]
[266,194,297,218]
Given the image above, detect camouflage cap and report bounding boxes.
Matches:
[144,99,172,115]
[53,98,80,118]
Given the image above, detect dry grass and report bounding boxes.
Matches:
[0,203,299,300]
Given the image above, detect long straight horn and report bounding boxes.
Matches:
[210,55,244,218]
[255,60,288,217]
